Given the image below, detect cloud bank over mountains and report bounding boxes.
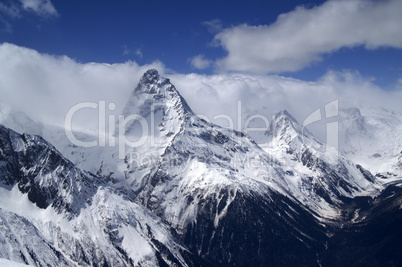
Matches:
[1,42,401,139]
[0,43,164,128]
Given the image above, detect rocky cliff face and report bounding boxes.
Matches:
[0,124,203,266]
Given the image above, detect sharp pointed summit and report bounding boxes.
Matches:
[124,69,192,118]
[135,69,168,94]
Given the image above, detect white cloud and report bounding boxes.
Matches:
[0,1,21,32]
[0,2,20,18]
[171,70,402,123]
[0,18,12,33]
[213,0,402,73]
[19,0,58,17]
[122,45,130,55]
[135,49,143,59]
[202,18,223,34]
[0,43,401,142]
[188,54,212,69]
[0,0,57,32]
[396,77,402,89]
[122,45,143,59]
[0,43,164,128]
[171,69,402,143]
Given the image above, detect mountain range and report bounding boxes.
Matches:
[0,69,401,266]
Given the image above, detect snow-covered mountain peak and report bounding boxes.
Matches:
[0,124,98,217]
[128,69,192,114]
[135,69,167,94]
[0,102,44,136]
[116,70,197,191]
[340,107,363,120]
[265,109,320,151]
[273,109,298,123]
[139,68,159,82]
[339,106,402,177]
[269,109,301,138]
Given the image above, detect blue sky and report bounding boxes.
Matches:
[1,0,402,89]
[1,1,324,66]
